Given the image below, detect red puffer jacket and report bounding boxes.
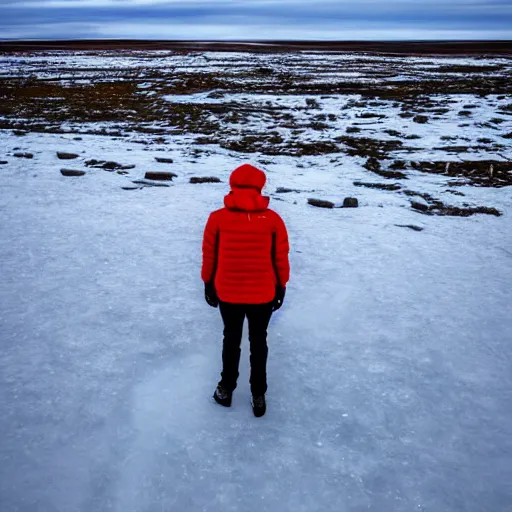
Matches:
[201,164,290,304]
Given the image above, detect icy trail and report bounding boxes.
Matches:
[1,129,511,511]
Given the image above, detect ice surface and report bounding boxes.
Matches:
[1,51,512,512]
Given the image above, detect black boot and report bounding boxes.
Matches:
[251,395,266,417]
[213,384,232,407]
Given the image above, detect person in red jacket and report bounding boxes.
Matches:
[202,163,290,417]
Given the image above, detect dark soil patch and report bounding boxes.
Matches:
[433,145,471,152]
[389,160,407,170]
[432,205,501,217]
[336,136,405,159]
[384,129,403,137]
[410,160,512,187]
[221,137,340,156]
[413,115,429,124]
[364,157,408,179]
[405,189,501,216]
[411,200,429,212]
[2,40,511,56]
[435,65,505,73]
[357,112,385,119]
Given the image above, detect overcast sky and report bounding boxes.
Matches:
[2,0,512,40]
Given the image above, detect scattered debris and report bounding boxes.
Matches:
[276,187,301,193]
[308,198,335,209]
[132,179,170,187]
[395,224,424,231]
[155,157,174,164]
[408,191,501,216]
[342,197,359,208]
[60,169,85,177]
[354,182,401,191]
[190,177,221,184]
[0,160,8,165]
[13,152,33,159]
[121,185,141,190]
[144,171,177,181]
[104,161,135,170]
[85,159,135,171]
[57,151,79,160]
[85,159,105,167]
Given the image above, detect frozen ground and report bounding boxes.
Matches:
[1,50,512,512]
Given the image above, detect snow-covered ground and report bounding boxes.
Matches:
[1,50,512,512]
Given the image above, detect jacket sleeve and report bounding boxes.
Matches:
[201,212,219,284]
[273,213,290,287]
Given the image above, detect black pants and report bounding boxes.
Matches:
[218,301,274,396]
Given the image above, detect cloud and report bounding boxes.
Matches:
[2,21,510,41]
[2,0,512,39]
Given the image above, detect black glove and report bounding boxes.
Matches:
[272,286,286,311]
[205,282,219,308]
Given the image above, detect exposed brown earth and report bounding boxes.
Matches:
[1,40,512,55]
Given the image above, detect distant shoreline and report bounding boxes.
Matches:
[1,39,512,55]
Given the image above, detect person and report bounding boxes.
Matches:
[201,163,290,417]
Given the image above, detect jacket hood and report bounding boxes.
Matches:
[224,164,270,212]
[229,163,266,191]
